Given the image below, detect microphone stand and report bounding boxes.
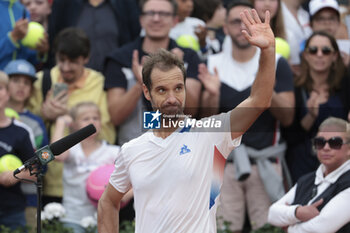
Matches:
[28,164,44,233]
[36,173,43,233]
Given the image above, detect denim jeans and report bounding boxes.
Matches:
[0,210,26,231]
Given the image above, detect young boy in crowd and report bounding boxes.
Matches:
[21,0,53,69]
[21,0,52,31]
[4,59,49,231]
[0,71,36,231]
[4,59,49,149]
[0,0,49,69]
[28,27,116,205]
[52,102,125,233]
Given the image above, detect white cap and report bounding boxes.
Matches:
[309,0,339,17]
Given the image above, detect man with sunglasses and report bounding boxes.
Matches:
[268,117,350,233]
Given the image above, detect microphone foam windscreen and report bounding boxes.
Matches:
[50,124,96,155]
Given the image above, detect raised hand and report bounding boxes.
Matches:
[132,50,143,84]
[194,25,207,49]
[170,48,184,61]
[41,89,69,121]
[198,63,220,96]
[307,90,328,119]
[240,9,275,50]
[56,114,73,128]
[11,19,28,42]
[35,32,49,55]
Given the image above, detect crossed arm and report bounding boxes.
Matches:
[268,185,350,233]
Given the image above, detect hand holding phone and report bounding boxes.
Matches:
[22,8,26,19]
[53,83,68,97]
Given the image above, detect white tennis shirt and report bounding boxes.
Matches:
[110,112,241,233]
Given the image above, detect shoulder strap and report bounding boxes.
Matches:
[42,68,52,101]
[313,169,350,210]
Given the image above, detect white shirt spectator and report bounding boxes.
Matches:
[268,160,350,233]
[282,1,312,65]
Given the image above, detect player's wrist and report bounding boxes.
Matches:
[260,45,275,53]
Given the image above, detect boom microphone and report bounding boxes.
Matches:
[14,124,96,175]
[50,124,96,156]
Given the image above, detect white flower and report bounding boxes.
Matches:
[80,216,97,228]
[42,202,66,220]
[41,212,47,221]
[45,212,54,221]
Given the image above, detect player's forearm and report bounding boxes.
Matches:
[269,91,295,127]
[98,197,120,233]
[250,47,275,109]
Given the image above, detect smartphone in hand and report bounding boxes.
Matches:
[22,8,26,19]
[53,83,68,97]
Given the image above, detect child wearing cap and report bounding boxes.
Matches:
[4,59,49,150]
[3,59,49,231]
[0,71,36,231]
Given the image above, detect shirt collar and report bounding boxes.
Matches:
[315,159,350,185]
[58,69,88,93]
[138,37,178,56]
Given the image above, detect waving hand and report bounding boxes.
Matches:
[240,9,275,50]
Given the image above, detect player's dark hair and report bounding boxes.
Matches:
[142,49,186,90]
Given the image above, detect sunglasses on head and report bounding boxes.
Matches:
[313,136,348,150]
[307,46,333,55]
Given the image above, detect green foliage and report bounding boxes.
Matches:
[250,224,285,233]
[41,219,74,233]
[120,220,135,233]
[0,225,28,233]
[84,225,98,233]
[217,220,234,233]
[216,218,284,233]
[1,219,283,233]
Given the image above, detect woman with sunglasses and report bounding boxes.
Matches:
[269,117,350,233]
[283,31,350,183]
